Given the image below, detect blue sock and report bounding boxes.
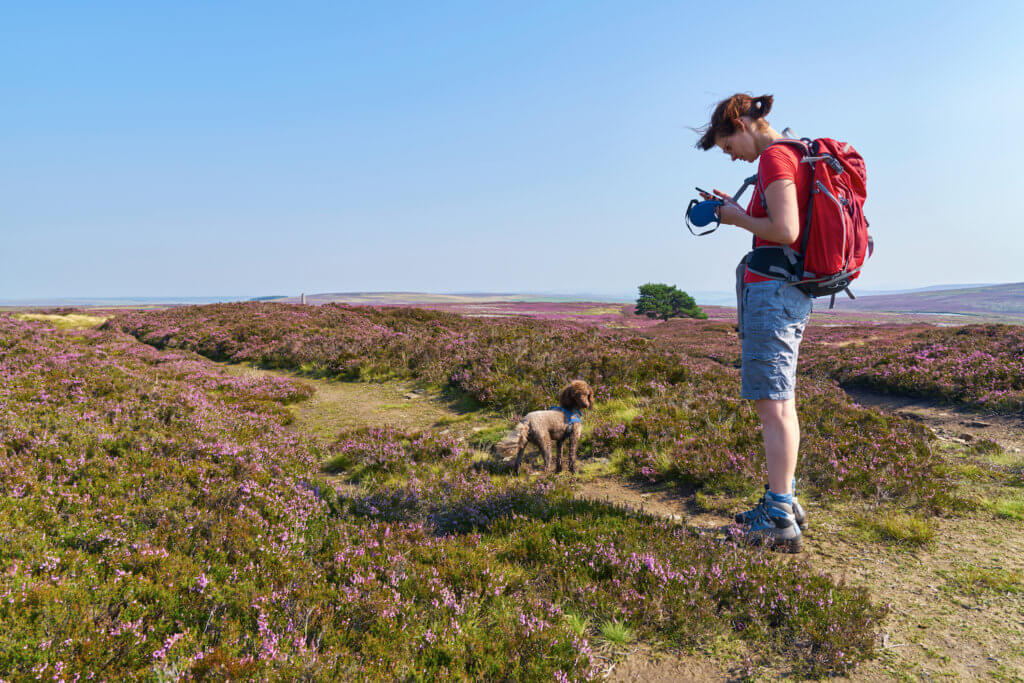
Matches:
[766,489,794,505]
[792,477,798,496]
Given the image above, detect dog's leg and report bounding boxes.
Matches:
[512,423,529,476]
[568,425,580,474]
[553,438,564,473]
[538,435,553,472]
[513,443,527,476]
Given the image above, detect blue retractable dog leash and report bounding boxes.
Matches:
[684,174,758,236]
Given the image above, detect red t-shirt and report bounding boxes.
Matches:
[743,143,813,283]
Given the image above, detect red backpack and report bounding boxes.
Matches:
[746,137,873,307]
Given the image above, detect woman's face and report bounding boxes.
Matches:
[715,118,758,162]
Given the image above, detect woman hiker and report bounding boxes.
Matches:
[696,93,810,552]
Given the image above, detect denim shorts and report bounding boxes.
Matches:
[740,280,812,401]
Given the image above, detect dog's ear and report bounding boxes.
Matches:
[561,380,591,410]
[559,384,575,410]
[577,380,594,409]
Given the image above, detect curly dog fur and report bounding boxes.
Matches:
[498,380,594,475]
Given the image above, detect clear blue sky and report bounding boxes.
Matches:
[3,1,1022,299]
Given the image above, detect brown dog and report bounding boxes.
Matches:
[501,380,594,475]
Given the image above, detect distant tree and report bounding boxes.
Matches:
[635,283,707,321]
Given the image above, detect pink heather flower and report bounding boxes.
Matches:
[152,633,184,660]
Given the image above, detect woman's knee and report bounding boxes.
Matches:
[755,398,796,424]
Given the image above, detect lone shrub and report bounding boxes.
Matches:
[635,283,707,321]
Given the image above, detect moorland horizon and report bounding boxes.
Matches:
[3,280,1021,308]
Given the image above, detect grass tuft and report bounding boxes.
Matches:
[944,565,1023,594]
[985,495,1024,521]
[853,512,935,547]
[564,613,589,637]
[599,619,635,646]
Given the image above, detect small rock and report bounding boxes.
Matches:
[404,393,420,400]
[962,420,991,428]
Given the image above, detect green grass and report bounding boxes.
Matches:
[943,565,1023,594]
[853,512,935,547]
[599,619,636,646]
[434,413,476,426]
[564,613,589,637]
[989,450,1024,470]
[588,398,642,426]
[467,424,510,450]
[15,313,107,330]
[945,463,998,483]
[986,495,1024,521]
[965,438,1004,456]
[694,490,739,515]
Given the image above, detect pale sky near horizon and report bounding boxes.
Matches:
[3,1,1022,300]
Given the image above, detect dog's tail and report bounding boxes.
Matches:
[494,421,529,459]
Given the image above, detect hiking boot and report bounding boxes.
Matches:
[735,484,807,530]
[742,499,803,553]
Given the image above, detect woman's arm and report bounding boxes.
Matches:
[716,179,801,244]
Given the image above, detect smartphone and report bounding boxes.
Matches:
[695,187,715,199]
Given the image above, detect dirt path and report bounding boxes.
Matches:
[223,364,503,443]
[843,386,1024,454]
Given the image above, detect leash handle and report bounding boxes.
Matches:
[685,198,722,236]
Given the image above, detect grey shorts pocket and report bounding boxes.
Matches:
[781,285,812,320]
[742,282,786,333]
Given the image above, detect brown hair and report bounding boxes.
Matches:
[696,93,773,150]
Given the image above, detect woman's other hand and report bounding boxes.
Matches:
[711,189,745,226]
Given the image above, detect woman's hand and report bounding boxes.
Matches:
[699,189,745,226]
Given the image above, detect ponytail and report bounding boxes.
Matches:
[696,92,774,150]
[749,94,773,119]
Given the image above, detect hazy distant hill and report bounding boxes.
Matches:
[276,292,633,305]
[833,282,1024,319]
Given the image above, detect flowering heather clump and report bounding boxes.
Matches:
[588,377,940,501]
[323,427,466,484]
[2,315,886,678]
[493,505,885,677]
[324,426,577,534]
[801,323,1024,413]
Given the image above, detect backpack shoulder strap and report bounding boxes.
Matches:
[756,137,812,201]
[766,137,812,157]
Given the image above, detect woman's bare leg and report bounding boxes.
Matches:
[754,398,799,494]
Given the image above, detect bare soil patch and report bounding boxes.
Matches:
[575,478,732,531]
[606,649,736,682]
[843,386,1024,453]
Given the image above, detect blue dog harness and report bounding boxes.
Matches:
[550,406,582,425]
